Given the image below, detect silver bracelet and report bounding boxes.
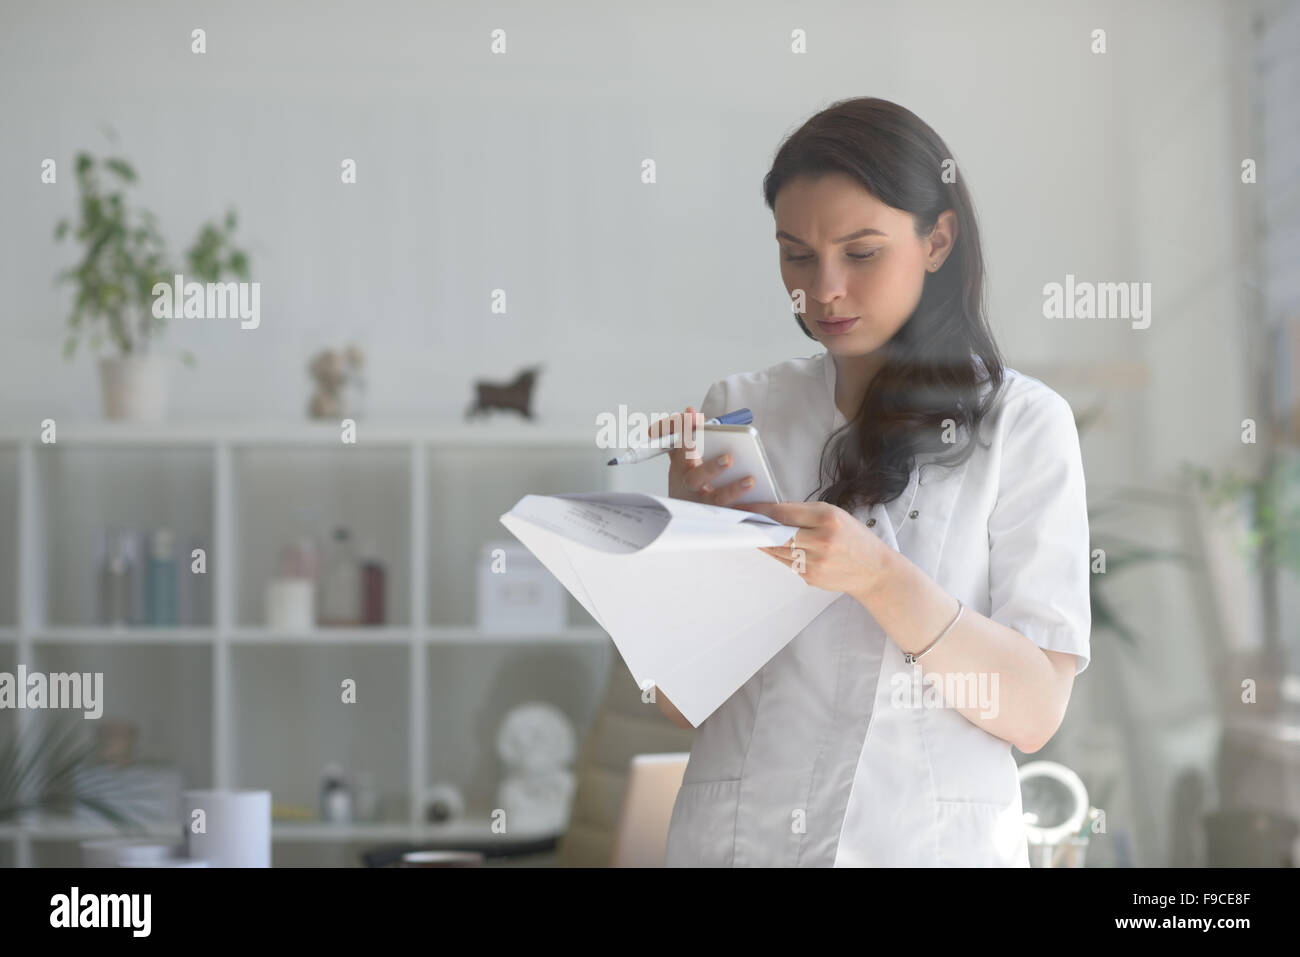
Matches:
[903,598,963,665]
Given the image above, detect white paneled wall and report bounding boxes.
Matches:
[0,0,1235,443]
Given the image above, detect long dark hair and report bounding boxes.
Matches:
[762,97,1007,512]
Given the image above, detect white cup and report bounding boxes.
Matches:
[182,789,271,867]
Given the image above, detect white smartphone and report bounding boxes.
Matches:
[695,423,784,505]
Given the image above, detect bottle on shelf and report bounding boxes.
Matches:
[98,528,137,627]
[284,525,320,581]
[359,539,386,626]
[320,762,353,824]
[318,526,361,627]
[266,531,319,631]
[129,529,148,626]
[145,527,178,626]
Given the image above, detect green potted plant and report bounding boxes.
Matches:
[54,143,251,420]
[1183,450,1300,690]
[1184,454,1300,577]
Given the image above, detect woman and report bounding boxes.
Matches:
[651,97,1091,866]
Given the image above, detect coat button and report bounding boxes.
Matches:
[866,518,876,527]
[909,509,919,519]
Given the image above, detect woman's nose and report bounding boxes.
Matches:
[809,262,847,303]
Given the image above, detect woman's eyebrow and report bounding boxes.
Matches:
[775,227,888,246]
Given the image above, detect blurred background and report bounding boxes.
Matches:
[0,0,1297,867]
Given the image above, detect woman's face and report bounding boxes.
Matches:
[773,171,956,357]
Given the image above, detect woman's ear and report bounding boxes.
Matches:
[927,209,959,265]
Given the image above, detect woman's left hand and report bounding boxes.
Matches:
[734,501,891,597]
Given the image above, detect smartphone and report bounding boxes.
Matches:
[694,423,784,504]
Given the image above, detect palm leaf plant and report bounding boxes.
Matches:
[0,717,148,832]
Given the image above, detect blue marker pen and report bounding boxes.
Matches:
[606,408,753,465]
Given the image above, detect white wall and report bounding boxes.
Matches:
[0,0,1245,438]
[0,0,1273,866]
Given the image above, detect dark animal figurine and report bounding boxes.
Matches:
[465,364,543,420]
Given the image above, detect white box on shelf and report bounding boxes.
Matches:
[265,578,315,630]
[476,541,565,634]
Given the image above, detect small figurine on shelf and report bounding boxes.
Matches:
[464,364,542,420]
[494,702,577,833]
[320,762,353,824]
[307,344,366,419]
[423,783,466,825]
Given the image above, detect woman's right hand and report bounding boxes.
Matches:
[649,406,756,506]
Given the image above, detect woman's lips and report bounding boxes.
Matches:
[817,316,859,334]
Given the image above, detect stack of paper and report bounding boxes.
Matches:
[499,492,842,726]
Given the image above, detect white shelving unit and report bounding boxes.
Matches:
[0,419,647,867]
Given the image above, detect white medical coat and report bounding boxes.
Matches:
[664,350,1092,867]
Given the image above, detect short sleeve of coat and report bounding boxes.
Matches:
[987,386,1092,676]
[699,378,729,421]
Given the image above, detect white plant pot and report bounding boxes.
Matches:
[99,354,171,421]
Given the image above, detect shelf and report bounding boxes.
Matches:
[426,625,606,644]
[0,818,183,841]
[0,817,561,846]
[0,420,602,448]
[0,423,618,864]
[271,818,558,844]
[268,821,421,841]
[0,626,606,645]
[232,444,413,627]
[31,444,215,629]
[27,627,214,644]
[230,626,606,644]
[230,626,413,645]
